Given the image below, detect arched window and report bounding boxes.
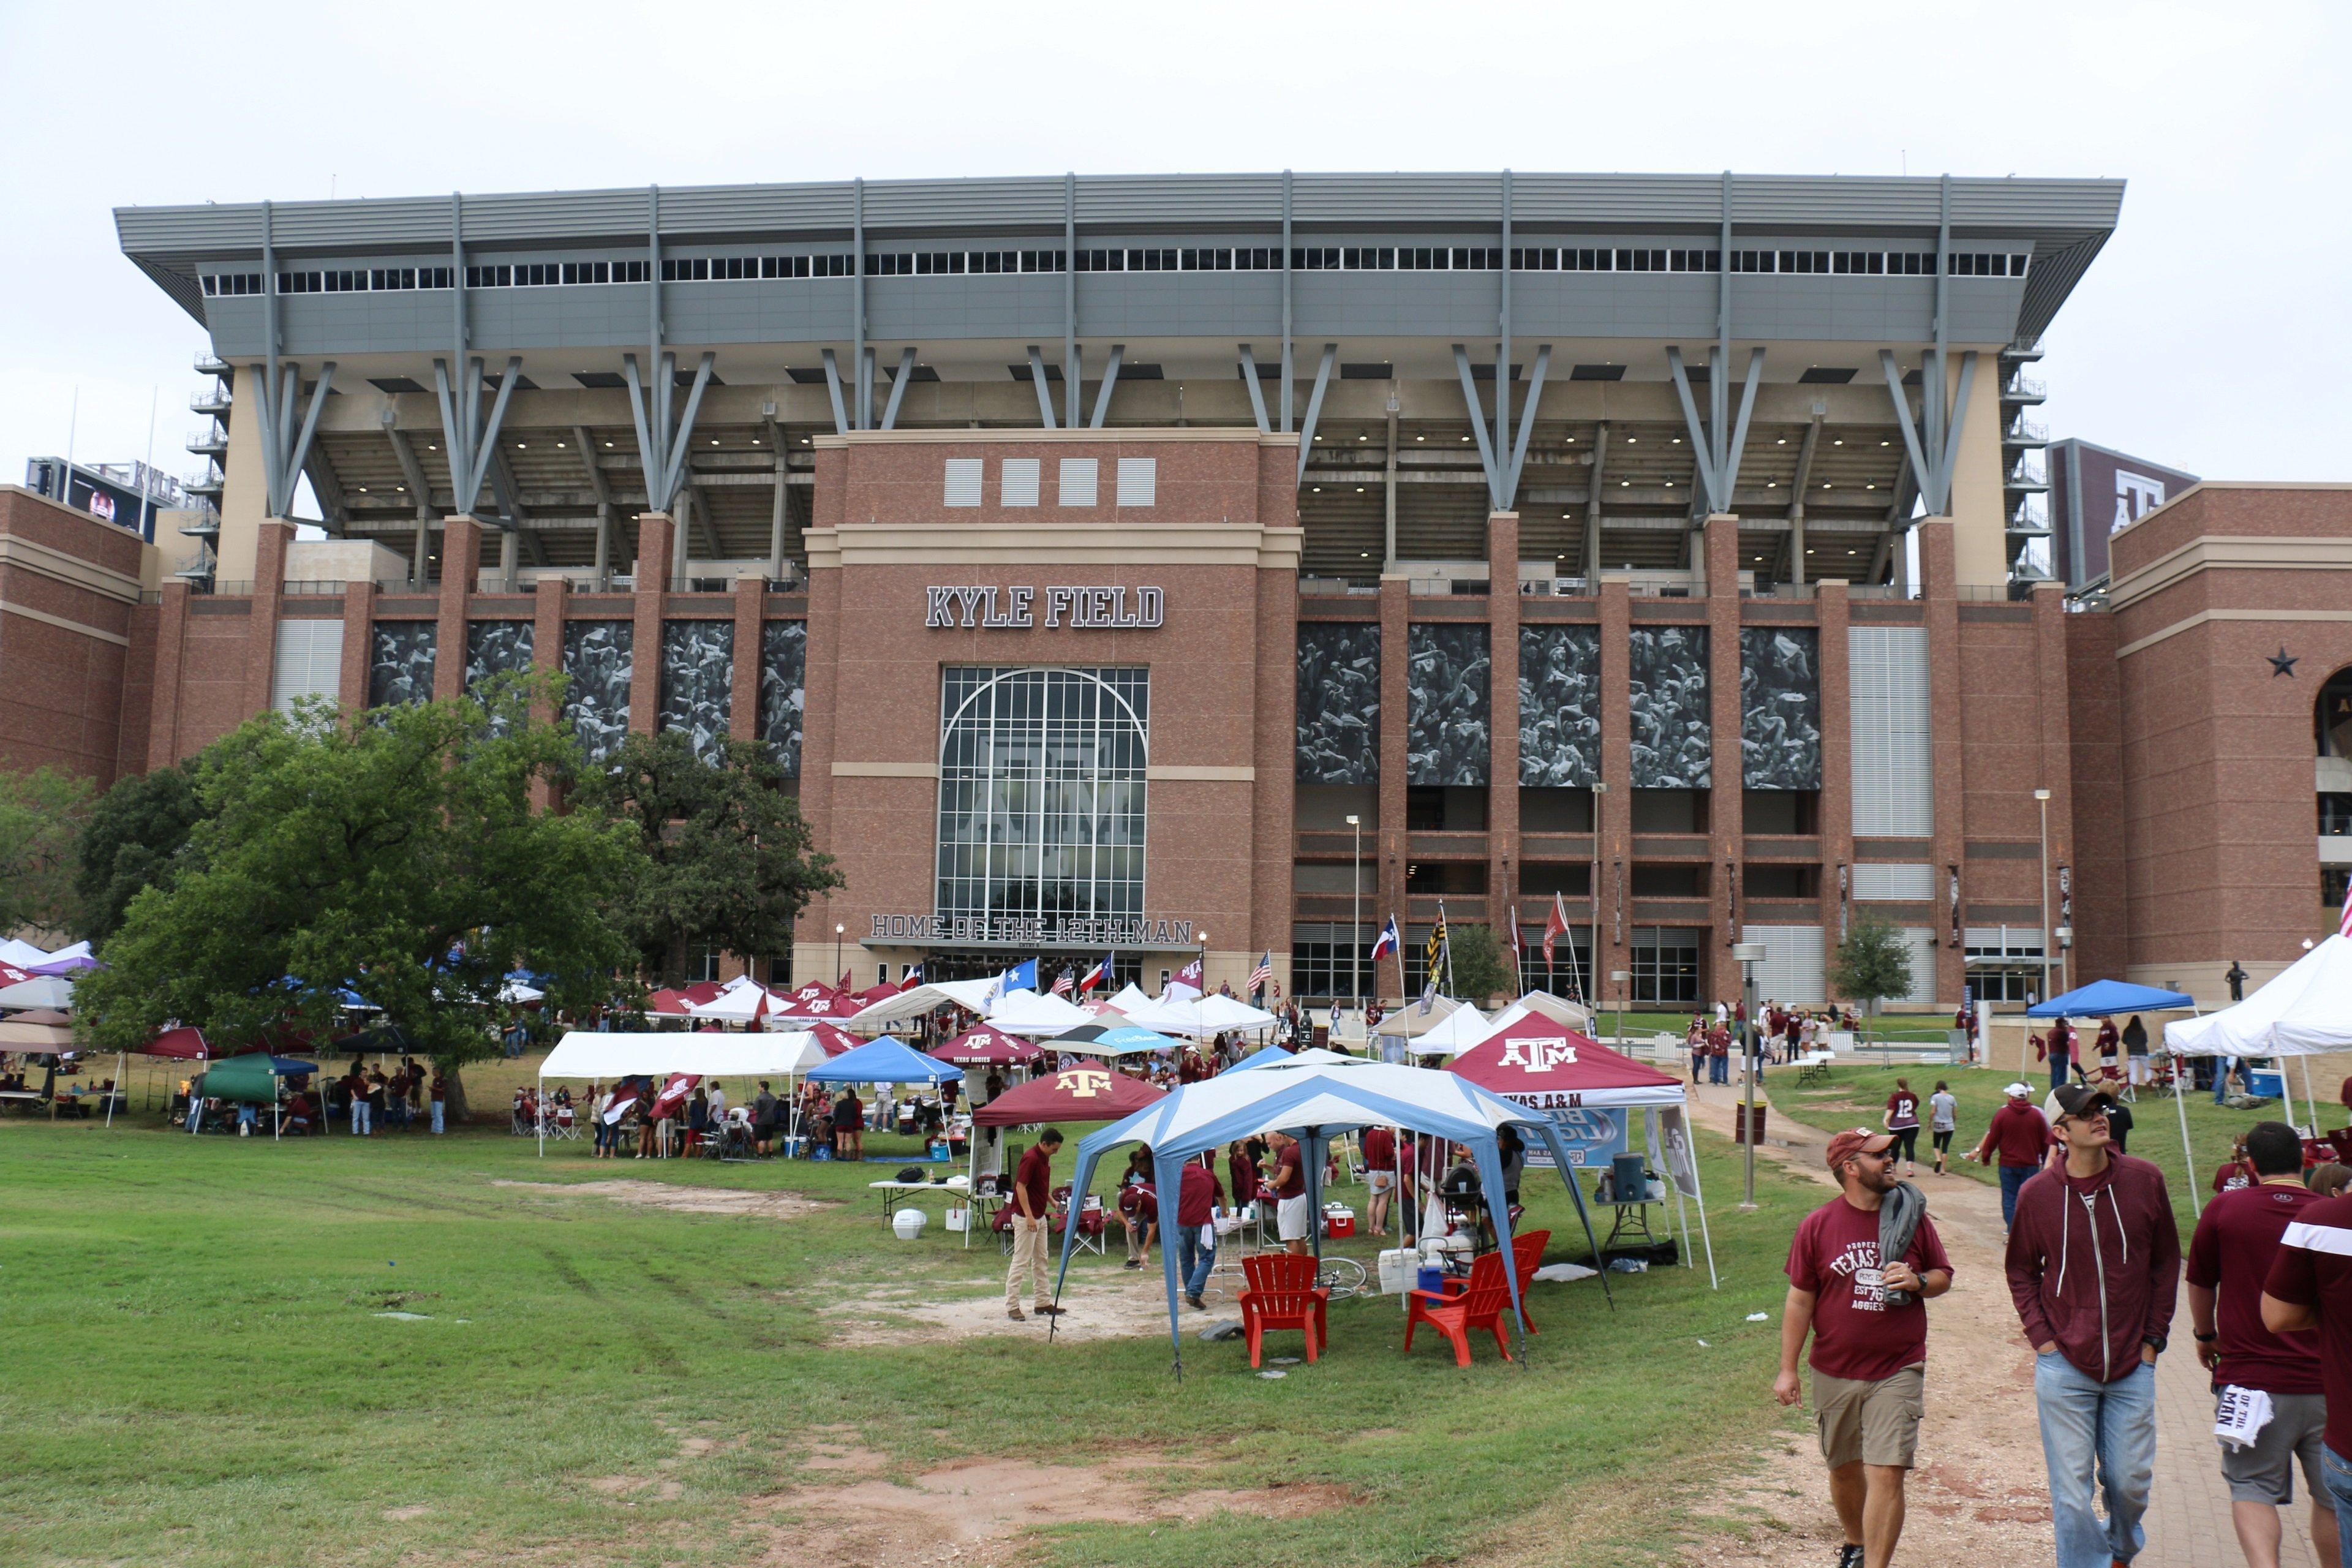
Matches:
[2318,668,2352,758]
[935,667,1148,929]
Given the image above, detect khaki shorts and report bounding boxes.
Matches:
[2219,1389,2326,1505]
[1812,1363,1925,1469]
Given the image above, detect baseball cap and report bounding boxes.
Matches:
[2050,1084,2118,1123]
[1824,1128,1896,1169]
[2003,1081,2034,1098]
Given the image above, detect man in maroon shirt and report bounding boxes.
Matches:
[2263,1170,2352,1561]
[1776,1129,1953,1568]
[1969,1081,2052,1230]
[1268,1133,1311,1256]
[2190,1121,2336,1568]
[1004,1128,1066,1322]
[1174,1155,1226,1310]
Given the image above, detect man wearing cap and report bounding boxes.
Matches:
[2188,1120,2337,1568]
[1971,1081,2055,1231]
[1775,1129,1953,1568]
[2006,1083,2180,1568]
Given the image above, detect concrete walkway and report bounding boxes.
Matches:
[1682,1077,2327,1568]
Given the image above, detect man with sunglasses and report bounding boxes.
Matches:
[1776,1128,1953,1568]
[2005,1083,2181,1568]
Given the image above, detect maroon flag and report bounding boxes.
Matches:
[1174,957,1204,992]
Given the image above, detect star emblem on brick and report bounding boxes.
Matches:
[2269,647,2300,677]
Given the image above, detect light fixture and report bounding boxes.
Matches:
[394,485,405,492]
[1664,480,1675,488]
[1626,437,1637,444]
[1415,434,1425,442]
[1823,483,1834,489]
[1619,480,1630,488]
[1766,481,1777,488]
[1360,551,1370,558]
[1357,434,1367,441]
[710,438,720,445]
[427,443,438,451]
[516,442,527,449]
[1776,437,1787,445]
[1879,440,1890,447]
[1671,436,1682,444]
[1355,486,1365,492]
[556,441,566,448]
[1833,438,1844,446]
[605,440,614,447]
[1865,483,1875,490]
[357,485,368,492]
[1311,486,1321,492]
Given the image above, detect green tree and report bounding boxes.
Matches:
[1446,922,1515,1003]
[572,729,842,982]
[1827,913,1915,1039]
[74,681,646,1110]
[75,758,208,946]
[0,766,94,938]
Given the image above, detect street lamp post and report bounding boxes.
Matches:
[2034,788,2051,1073]
[1733,940,1767,1209]
[834,922,845,986]
[1347,814,1362,1014]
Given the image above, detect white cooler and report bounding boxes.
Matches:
[891,1207,929,1240]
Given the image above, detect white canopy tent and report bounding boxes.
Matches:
[1102,982,1155,1014]
[0,938,51,967]
[844,978,1000,1032]
[1371,995,1469,1038]
[1121,990,1278,1039]
[0,976,74,1011]
[1495,989,1593,1033]
[688,985,777,1024]
[982,988,1092,1038]
[535,1030,826,1155]
[2165,935,2352,1207]
[1401,1004,1491,1055]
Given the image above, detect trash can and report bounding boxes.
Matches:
[1734,1104,1769,1145]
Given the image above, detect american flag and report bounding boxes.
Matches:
[1248,952,1273,998]
[1050,967,1075,998]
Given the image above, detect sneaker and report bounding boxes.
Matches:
[1186,1294,1208,1311]
[1836,1545,1863,1568]
[1123,1257,1140,1270]
[1006,1308,1025,1322]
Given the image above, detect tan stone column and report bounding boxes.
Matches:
[1486,513,1522,945]
[628,513,675,736]
[1705,514,1746,992]
[337,580,375,711]
[433,516,483,701]
[1598,578,1634,1009]
[2032,580,2078,992]
[244,518,296,718]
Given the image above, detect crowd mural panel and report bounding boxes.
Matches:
[659,620,736,763]
[1627,627,1711,789]
[1740,627,1822,790]
[760,621,807,777]
[1406,624,1490,786]
[562,621,634,763]
[464,620,535,694]
[1294,623,1381,785]
[367,623,436,709]
[1518,625,1601,787]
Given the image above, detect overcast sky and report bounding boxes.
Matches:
[3,0,2343,494]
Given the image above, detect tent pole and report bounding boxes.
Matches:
[2301,1056,2317,1136]
[536,1069,544,1158]
[2172,1050,2201,1218]
[107,1050,124,1128]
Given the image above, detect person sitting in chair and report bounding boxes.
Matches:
[1117,1145,1159,1270]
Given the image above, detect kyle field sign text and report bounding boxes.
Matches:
[925,586,1164,630]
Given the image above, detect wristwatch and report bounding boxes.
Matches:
[2194,1331,2218,1343]
[2144,1333,2168,1355]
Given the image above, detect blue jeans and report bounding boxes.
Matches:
[2052,1058,2070,1093]
[2214,1058,2233,1104]
[2000,1164,2033,1229]
[2034,1352,2155,1568]
[1709,1054,1728,1085]
[1178,1223,1216,1300]
[2320,1445,2352,1568]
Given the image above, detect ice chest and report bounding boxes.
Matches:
[2247,1069,2285,1100]
[1322,1203,1356,1238]
[1377,1248,1417,1294]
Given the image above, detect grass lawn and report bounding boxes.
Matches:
[4,1106,1833,1568]
[1595,1011,1953,1044]
[1763,1060,2316,1228]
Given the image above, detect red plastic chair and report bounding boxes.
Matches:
[1242,1252,1330,1348]
[1406,1251,1515,1366]
[1438,1229,1549,1333]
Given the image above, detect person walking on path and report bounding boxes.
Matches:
[1174,1154,1226,1311]
[1928,1081,1959,1175]
[1883,1078,1923,1178]
[2005,1082,2182,1568]
[2262,1163,2352,1556]
[1774,1128,1954,1568]
[1005,1128,1067,1322]
[1970,1082,2054,1229]
[2186,1120,2338,1568]
[2121,1016,2150,1097]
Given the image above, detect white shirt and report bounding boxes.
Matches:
[707,1087,728,1120]
[1929,1091,1958,1131]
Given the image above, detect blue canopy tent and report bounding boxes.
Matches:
[803,1037,965,1087]
[1049,1058,1613,1376]
[2026,979,2194,1018]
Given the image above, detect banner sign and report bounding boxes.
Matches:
[924,585,1164,630]
[1520,1104,1629,1169]
[869,912,1194,949]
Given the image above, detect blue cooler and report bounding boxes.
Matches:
[1417,1265,1446,1295]
[2247,1068,2285,1101]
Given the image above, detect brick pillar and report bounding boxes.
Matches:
[629,512,675,737]
[338,581,375,710]
[796,535,842,977]
[1817,581,1854,998]
[530,576,568,807]
[1377,574,1411,1001]
[1251,564,1300,973]
[1919,519,1966,1006]
[1705,515,1744,989]
[1598,578,1633,1010]
[1487,513,1522,944]
[147,581,190,768]
[244,518,295,717]
[433,516,482,701]
[729,575,764,742]
[2032,579,2076,994]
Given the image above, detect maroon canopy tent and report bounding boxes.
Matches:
[973,1063,1164,1126]
[932,1026,1039,1067]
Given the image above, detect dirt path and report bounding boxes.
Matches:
[1670,1081,2057,1565]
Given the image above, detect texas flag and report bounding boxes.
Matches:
[1077,953,1111,993]
[1369,916,1400,963]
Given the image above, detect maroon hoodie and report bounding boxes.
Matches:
[2005,1153,2181,1383]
